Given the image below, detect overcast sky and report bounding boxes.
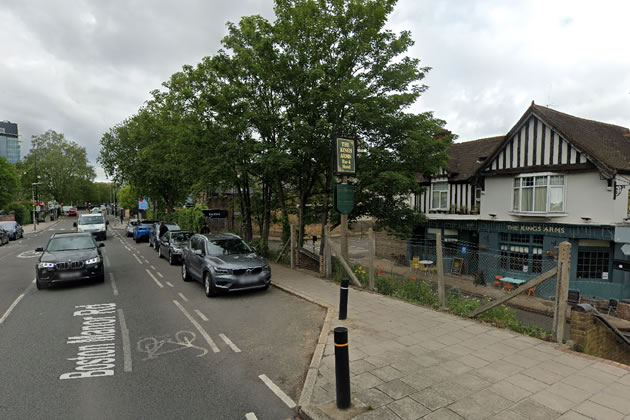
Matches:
[2,0,629,181]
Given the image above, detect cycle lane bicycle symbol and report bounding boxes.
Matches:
[137,331,208,360]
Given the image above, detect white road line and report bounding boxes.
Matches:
[245,413,258,420]
[219,333,241,353]
[150,265,156,270]
[133,254,143,264]
[0,294,25,325]
[145,269,164,288]
[172,300,220,353]
[258,374,296,408]
[166,281,174,288]
[109,272,119,296]
[157,272,164,278]
[178,292,189,302]
[117,309,133,372]
[194,309,208,321]
[104,255,111,268]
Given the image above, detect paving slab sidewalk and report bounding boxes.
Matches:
[270,263,630,420]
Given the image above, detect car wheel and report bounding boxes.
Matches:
[181,263,192,282]
[158,246,162,259]
[204,272,217,297]
[36,278,48,290]
[263,281,270,291]
[135,237,139,243]
[168,251,174,265]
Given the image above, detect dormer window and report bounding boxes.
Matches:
[512,174,565,213]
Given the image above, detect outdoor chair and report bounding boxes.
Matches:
[608,299,619,316]
[494,275,503,288]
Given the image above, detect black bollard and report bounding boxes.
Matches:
[334,326,351,409]
[339,278,349,320]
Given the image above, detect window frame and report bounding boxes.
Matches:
[430,181,449,211]
[512,173,565,214]
[499,233,544,274]
[576,247,611,281]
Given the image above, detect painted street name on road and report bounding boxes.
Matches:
[60,303,118,380]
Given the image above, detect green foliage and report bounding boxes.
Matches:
[167,206,207,232]
[4,202,32,225]
[117,185,139,211]
[0,157,19,208]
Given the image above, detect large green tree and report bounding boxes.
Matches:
[0,157,19,208]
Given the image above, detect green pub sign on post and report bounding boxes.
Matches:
[335,184,354,214]
[335,137,357,175]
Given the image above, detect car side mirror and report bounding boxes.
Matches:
[250,246,257,253]
[73,222,77,227]
[35,247,44,252]
[99,243,105,248]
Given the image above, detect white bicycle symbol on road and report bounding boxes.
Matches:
[137,331,208,360]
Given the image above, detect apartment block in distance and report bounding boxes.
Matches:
[0,121,20,163]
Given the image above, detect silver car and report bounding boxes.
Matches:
[125,219,139,237]
[181,233,271,297]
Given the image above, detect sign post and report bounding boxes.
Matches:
[334,136,357,262]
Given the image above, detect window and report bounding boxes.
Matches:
[474,188,481,212]
[499,233,544,274]
[431,182,448,210]
[513,174,564,213]
[577,249,609,279]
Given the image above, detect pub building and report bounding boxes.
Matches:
[410,102,630,301]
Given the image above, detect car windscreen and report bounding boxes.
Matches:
[171,232,193,244]
[79,215,104,225]
[0,222,16,229]
[47,236,95,251]
[207,238,252,256]
[129,221,139,226]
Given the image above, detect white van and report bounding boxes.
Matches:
[74,214,108,241]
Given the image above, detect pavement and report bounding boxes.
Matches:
[271,263,630,420]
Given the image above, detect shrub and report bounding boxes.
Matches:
[3,202,32,225]
[375,275,396,295]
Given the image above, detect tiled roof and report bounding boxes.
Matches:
[445,136,504,181]
[532,105,630,174]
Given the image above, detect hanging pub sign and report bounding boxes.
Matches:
[334,136,357,176]
[334,184,355,214]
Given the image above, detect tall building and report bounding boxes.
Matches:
[0,121,20,163]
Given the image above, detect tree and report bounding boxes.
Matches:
[117,185,139,212]
[0,157,19,208]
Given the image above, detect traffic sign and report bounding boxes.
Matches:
[138,198,148,210]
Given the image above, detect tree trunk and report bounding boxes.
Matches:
[242,173,253,242]
[319,141,334,256]
[262,182,271,250]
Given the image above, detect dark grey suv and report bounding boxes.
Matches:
[181,233,271,297]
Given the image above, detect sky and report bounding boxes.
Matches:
[2,0,629,181]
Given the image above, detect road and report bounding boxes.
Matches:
[0,216,325,419]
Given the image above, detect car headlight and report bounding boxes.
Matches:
[215,267,232,274]
[85,257,101,265]
[38,262,55,269]
[171,247,182,254]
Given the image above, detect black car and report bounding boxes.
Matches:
[149,222,181,250]
[35,232,105,289]
[0,228,9,245]
[0,221,24,240]
[181,233,271,297]
[158,230,193,265]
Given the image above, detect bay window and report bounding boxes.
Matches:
[513,174,564,213]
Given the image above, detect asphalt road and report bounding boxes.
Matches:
[0,216,325,419]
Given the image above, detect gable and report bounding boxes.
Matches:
[483,114,590,173]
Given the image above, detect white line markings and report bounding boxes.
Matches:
[145,269,164,288]
[109,272,119,296]
[104,255,111,268]
[133,254,143,264]
[178,292,188,302]
[219,334,241,353]
[150,265,156,270]
[194,309,208,321]
[258,374,296,408]
[166,281,174,288]
[0,294,25,325]
[157,272,164,278]
[172,300,220,353]
[245,413,258,420]
[117,309,133,372]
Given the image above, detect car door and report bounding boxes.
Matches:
[188,236,203,280]
[160,232,170,255]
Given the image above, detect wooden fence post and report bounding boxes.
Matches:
[290,223,296,269]
[436,232,445,309]
[552,241,571,343]
[324,225,332,278]
[368,228,375,290]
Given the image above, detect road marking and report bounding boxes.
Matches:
[150,265,156,270]
[173,300,219,353]
[104,255,111,268]
[194,309,208,321]
[166,281,174,288]
[133,254,143,264]
[109,272,118,296]
[157,272,164,278]
[178,292,189,302]
[258,374,296,408]
[219,333,241,353]
[117,309,132,372]
[245,413,258,420]
[59,228,66,231]
[0,294,25,325]
[145,269,164,288]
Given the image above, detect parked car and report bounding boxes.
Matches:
[133,220,156,243]
[149,222,181,250]
[0,221,24,240]
[35,232,105,289]
[158,230,193,265]
[125,219,140,237]
[181,233,271,297]
[67,207,77,217]
[74,213,108,241]
[0,228,9,245]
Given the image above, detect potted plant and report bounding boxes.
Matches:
[449,204,458,214]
